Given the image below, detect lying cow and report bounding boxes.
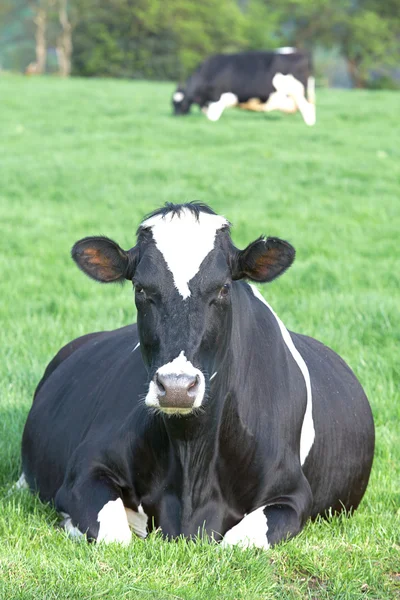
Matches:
[20,203,374,547]
[172,48,316,126]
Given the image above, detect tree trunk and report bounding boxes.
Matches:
[33,6,47,74]
[56,0,72,77]
[347,58,365,88]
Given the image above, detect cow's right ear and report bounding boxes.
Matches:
[231,236,295,283]
[71,237,138,283]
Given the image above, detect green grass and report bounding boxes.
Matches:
[0,74,399,599]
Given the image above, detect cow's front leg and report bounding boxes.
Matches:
[222,478,313,549]
[55,477,133,544]
[204,93,238,121]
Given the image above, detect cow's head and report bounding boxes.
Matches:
[172,87,191,115]
[72,203,295,416]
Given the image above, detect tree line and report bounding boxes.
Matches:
[1,0,399,87]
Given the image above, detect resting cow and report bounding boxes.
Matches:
[21,203,374,548]
[172,48,316,126]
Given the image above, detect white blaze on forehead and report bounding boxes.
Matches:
[250,285,315,465]
[173,91,184,102]
[141,208,228,299]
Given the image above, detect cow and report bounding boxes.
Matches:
[21,202,374,548]
[172,48,316,126]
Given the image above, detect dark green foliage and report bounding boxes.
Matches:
[71,0,245,80]
[1,0,399,86]
[263,0,400,88]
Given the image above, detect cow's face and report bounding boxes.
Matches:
[72,204,295,416]
[172,88,191,115]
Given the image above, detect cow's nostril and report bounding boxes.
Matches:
[156,374,166,394]
[187,375,199,392]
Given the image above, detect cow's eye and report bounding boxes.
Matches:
[218,284,230,299]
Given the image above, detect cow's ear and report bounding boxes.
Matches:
[71,236,138,283]
[232,237,295,283]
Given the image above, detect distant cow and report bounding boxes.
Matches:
[21,202,374,548]
[172,48,316,125]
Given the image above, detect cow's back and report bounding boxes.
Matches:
[196,51,311,102]
[22,324,145,501]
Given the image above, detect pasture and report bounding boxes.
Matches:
[0,75,399,599]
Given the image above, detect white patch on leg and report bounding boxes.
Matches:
[125,504,148,539]
[307,76,316,106]
[273,73,315,126]
[60,513,85,540]
[145,351,205,413]
[141,208,228,299]
[15,472,28,490]
[8,472,29,496]
[97,498,132,545]
[222,506,269,549]
[250,285,315,465]
[205,93,238,122]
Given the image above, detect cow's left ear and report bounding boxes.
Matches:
[232,237,295,283]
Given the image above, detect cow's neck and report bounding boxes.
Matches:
[163,392,225,473]
[156,282,275,523]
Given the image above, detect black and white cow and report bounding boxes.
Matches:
[172,48,316,125]
[21,203,374,548]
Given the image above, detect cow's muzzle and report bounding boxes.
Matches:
[145,352,205,415]
[156,373,200,410]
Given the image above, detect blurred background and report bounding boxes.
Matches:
[1,0,399,89]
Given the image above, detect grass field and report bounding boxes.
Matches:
[0,75,399,599]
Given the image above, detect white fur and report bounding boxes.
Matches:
[7,472,29,497]
[222,506,269,549]
[145,351,205,413]
[250,285,315,466]
[15,472,28,490]
[97,498,132,545]
[307,76,316,105]
[273,73,316,126]
[173,91,184,102]
[125,504,148,539]
[145,379,162,409]
[275,47,296,54]
[61,503,148,542]
[60,513,85,539]
[205,93,238,122]
[263,91,297,114]
[141,208,228,299]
